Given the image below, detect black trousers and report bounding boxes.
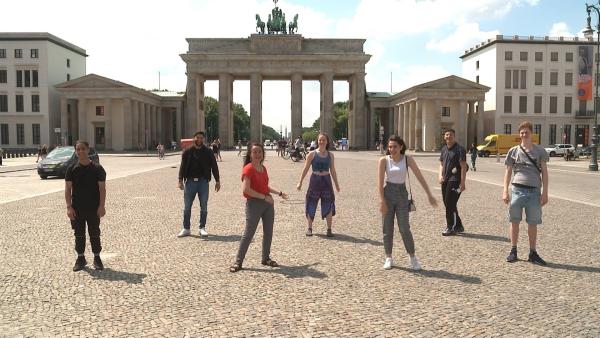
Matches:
[70,209,101,255]
[441,181,463,230]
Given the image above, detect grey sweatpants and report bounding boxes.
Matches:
[382,182,415,256]
[235,198,275,265]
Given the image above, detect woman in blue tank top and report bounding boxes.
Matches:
[296,132,340,237]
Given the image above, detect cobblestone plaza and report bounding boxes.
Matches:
[0,151,599,337]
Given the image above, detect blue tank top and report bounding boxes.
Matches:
[311,151,331,172]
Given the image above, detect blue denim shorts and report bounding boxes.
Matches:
[508,185,542,225]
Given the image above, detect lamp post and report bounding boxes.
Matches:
[583,3,599,171]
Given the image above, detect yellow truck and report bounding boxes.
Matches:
[476,134,540,157]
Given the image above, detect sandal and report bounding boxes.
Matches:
[229,263,242,272]
[261,258,278,267]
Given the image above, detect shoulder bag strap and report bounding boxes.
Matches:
[405,155,413,200]
[519,145,541,173]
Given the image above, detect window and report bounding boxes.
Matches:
[520,70,527,89]
[16,95,24,112]
[67,59,70,68]
[519,96,527,113]
[513,70,519,89]
[550,72,558,85]
[32,70,38,87]
[534,96,542,114]
[16,70,22,87]
[564,97,572,114]
[549,124,556,144]
[579,99,587,114]
[32,124,40,145]
[441,107,451,117]
[476,60,479,69]
[0,69,6,83]
[0,95,7,112]
[30,49,38,58]
[96,106,104,116]
[504,96,512,113]
[0,123,8,144]
[564,124,572,143]
[505,70,511,89]
[14,49,22,58]
[504,124,512,134]
[505,51,513,61]
[566,52,573,62]
[24,70,30,87]
[476,75,479,83]
[565,72,573,86]
[31,95,39,112]
[535,72,542,85]
[67,74,70,81]
[0,49,5,58]
[534,124,542,140]
[520,52,528,61]
[535,52,543,61]
[16,123,24,145]
[549,96,557,114]
[551,52,558,61]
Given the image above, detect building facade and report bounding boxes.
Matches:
[462,35,599,147]
[0,33,86,149]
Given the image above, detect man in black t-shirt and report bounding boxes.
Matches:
[65,141,107,271]
[438,129,467,236]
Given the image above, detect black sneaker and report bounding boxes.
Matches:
[93,256,104,270]
[442,228,455,236]
[73,256,87,272]
[326,228,334,237]
[506,250,518,263]
[528,251,547,266]
[455,225,465,233]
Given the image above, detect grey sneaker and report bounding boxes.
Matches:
[409,256,422,271]
[177,228,191,237]
[199,227,208,237]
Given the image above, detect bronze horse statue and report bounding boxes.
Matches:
[255,14,265,34]
[288,14,298,34]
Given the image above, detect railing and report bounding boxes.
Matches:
[575,110,597,118]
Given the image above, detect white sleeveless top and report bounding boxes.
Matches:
[385,155,407,184]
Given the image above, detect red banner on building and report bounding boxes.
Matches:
[578,46,593,101]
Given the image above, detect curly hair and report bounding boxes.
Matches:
[243,142,265,166]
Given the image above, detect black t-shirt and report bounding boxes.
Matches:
[65,161,106,211]
[439,142,466,183]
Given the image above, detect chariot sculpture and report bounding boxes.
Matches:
[255,0,298,35]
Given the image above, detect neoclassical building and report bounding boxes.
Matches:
[367,76,490,150]
[55,74,184,151]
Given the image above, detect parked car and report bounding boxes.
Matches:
[580,145,598,157]
[264,139,272,148]
[37,146,100,179]
[476,134,540,157]
[544,144,575,157]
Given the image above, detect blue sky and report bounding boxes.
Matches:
[1,0,592,131]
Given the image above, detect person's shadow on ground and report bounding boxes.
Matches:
[84,268,147,284]
[314,233,383,246]
[188,234,241,242]
[459,232,509,243]
[243,262,327,279]
[545,262,600,273]
[394,266,482,284]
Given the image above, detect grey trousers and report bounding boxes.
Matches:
[235,198,275,265]
[382,182,415,255]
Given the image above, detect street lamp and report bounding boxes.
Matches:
[583,3,599,171]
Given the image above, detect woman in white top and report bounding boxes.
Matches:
[377,135,437,270]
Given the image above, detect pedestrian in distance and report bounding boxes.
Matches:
[378,136,437,270]
[439,129,468,236]
[216,138,223,162]
[211,139,219,161]
[296,132,340,237]
[503,121,549,265]
[470,143,478,171]
[65,140,107,271]
[237,139,243,156]
[177,131,220,238]
[230,143,288,272]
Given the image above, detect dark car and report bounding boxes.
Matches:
[581,145,598,157]
[37,147,99,179]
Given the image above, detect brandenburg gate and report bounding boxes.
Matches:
[180,33,371,148]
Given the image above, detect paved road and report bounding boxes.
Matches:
[0,150,598,336]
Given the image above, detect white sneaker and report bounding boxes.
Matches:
[410,256,422,271]
[177,228,191,238]
[383,257,393,270]
[199,227,208,237]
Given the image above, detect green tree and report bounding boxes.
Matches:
[306,101,349,141]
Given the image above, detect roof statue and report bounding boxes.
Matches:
[255,0,298,35]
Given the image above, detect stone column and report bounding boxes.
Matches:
[477,98,485,142]
[320,73,334,137]
[250,73,263,143]
[196,75,205,133]
[144,103,150,149]
[291,73,302,141]
[349,72,366,149]
[60,97,68,146]
[123,98,132,150]
[457,100,468,146]
[70,100,79,144]
[219,73,233,148]
[185,74,196,138]
[415,100,423,151]
[467,101,475,146]
[104,98,112,150]
[407,101,415,150]
[139,102,146,150]
[402,103,409,142]
[392,105,399,136]
[397,104,404,139]
[77,98,87,141]
[157,106,163,144]
[176,102,182,140]
[433,100,442,150]
[422,100,436,151]
[132,100,139,150]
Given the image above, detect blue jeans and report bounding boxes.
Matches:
[508,185,542,225]
[182,179,209,229]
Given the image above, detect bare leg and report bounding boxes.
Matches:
[527,224,537,251]
[325,212,333,230]
[509,222,520,246]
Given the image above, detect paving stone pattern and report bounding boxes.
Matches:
[1,152,599,337]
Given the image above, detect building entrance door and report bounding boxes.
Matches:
[95,126,105,150]
[575,125,589,146]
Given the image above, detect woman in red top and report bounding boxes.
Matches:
[230,143,288,272]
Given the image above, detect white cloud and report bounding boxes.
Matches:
[549,22,574,37]
[426,22,500,54]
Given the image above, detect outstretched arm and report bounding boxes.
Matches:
[297,151,314,190]
[329,152,340,192]
[408,156,437,207]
